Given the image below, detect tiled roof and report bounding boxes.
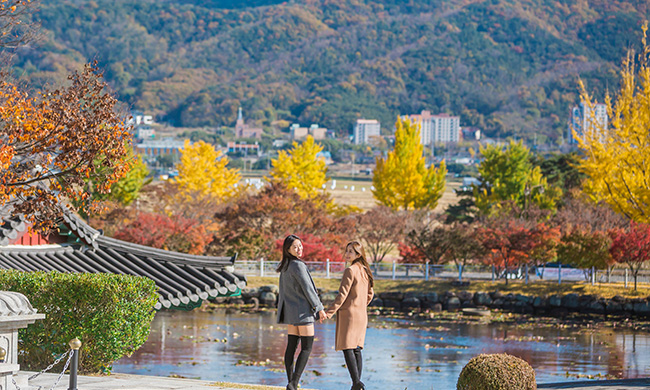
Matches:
[0,215,27,246]
[0,206,246,310]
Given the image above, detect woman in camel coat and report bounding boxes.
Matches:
[326,241,374,390]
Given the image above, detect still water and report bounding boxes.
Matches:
[113,309,650,390]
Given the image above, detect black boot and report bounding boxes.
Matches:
[290,336,314,388]
[353,347,363,381]
[344,349,364,389]
[284,335,299,390]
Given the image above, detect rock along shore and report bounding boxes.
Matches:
[224,285,650,317]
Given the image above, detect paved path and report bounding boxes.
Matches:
[539,378,650,389]
[22,371,650,390]
[23,372,285,390]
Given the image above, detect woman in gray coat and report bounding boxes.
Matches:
[277,234,326,390]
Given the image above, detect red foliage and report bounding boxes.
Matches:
[479,218,558,283]
[114,212,212,255]
[397,242,428,264]
[211,183,355,260]
[275,232,344,264]
[610,222,650,290]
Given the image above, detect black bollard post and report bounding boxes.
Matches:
[68,338,82,390]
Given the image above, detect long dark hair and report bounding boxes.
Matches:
[347,241,374,288]
[276,234,301,272]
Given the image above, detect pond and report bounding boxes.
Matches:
[113,309,650,389]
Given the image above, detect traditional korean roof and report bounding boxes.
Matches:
[0,206,245,310]
[0,214,28,247]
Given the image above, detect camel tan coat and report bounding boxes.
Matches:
[326,262,374,351]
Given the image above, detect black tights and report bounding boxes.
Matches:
[284,335,314,387]
[343,347,363,384]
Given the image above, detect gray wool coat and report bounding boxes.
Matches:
[277,259,324,325]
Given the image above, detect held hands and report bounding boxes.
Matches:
[317,310,327,323]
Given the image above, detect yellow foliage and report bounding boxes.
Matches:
[267,135,328,199]
[576,22,650,222]
[372,117,447,210]
[174,140,240,202]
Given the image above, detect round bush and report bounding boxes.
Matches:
[457,353,536,390]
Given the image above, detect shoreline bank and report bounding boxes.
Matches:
[225,283,650,321]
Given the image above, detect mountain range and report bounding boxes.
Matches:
[11,0,649,143]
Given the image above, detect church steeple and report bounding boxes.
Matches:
[237,107,243,121]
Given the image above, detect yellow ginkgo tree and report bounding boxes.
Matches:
[175,140,241,202]
[372,117,447,210]
[268,135,328,199]
[576,22,650,223]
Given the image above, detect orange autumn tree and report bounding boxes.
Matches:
[0,0,39,49]
[0,63,131,229]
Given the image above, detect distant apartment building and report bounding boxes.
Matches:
[568,102,608,144]
[235,107,264,139]
[402,110,461,146]
[290,123,327,140]
[353,119,381,145]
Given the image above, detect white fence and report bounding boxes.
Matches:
[234,260,650,287]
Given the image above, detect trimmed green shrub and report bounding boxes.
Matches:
[0,270,158,373]
[457,353,537,390]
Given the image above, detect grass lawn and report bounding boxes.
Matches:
[246,276,650,299]
[326,178,461,211]
[235,174,462,212]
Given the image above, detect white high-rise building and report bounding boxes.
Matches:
[568,102,608,144]
[353,119,381,145]
[403,110,461,146]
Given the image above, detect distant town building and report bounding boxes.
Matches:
[129,112,155,141]
[128,113,154,126]
[290,123,327,140]
[461,127,481,141]
[135,138,186,159]
[272,139,289,148]
[235,107,264,139]
[353,119,381,145]
[227,141,260,156]
[317,151,333,165]
[568,102,608,144]
[402,110,461,146]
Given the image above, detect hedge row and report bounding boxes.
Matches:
[0,270,158,373]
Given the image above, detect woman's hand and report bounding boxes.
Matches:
[317,310,327,323]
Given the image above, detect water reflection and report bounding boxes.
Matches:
[113,309,650,389]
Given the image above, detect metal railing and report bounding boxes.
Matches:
[235,259,650,287]
[8,338,82,390]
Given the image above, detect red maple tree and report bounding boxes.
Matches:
[479,217,557,284]
[609,222,650,290]
[114,212,212,255]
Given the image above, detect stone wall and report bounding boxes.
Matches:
[222,285,650,317]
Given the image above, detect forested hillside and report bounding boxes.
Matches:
[12,0,649,141]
